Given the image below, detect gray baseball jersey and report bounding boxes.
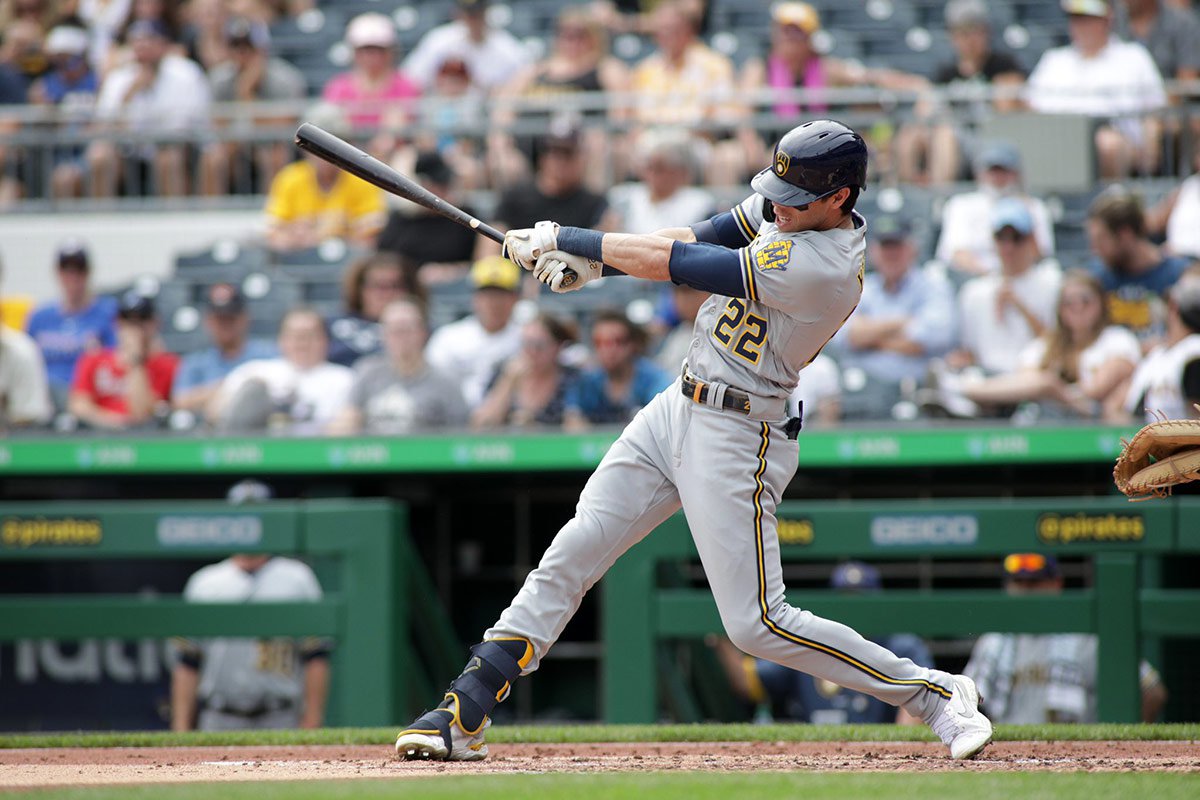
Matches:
[485,194,959,725]
[175,556,329,729]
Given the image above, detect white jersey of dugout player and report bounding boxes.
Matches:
[177,556,327,730]
[682,194,865,404]
[1124,333,1200,421]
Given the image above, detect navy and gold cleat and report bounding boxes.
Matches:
[395,700,490,762]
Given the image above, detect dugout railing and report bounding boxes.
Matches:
[600,496,1200,724]
[0,499,461,727]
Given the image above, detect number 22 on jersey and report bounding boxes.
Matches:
[712,298,767,365]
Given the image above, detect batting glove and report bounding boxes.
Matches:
[501,220,559,271]
[534,250,602,293]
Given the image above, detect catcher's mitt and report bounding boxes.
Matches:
[1114,408,1200,500]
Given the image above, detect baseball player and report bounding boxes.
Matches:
[395,120,993,761]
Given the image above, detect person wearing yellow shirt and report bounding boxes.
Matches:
[264,106,387,251]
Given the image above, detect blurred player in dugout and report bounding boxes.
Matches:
[964,553,1168,724]
[170,480,331,730]
[714,561,933,724]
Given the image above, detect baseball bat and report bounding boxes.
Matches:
[294,123,577,287]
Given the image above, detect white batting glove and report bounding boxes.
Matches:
[501,220,559,271]
[534,250,602,293]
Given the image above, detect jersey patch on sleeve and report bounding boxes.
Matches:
[754,240,793,272]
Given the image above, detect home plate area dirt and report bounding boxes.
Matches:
[1,741,1198,788]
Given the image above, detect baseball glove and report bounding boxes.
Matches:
[1114,408,1200,500]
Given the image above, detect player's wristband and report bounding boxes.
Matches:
[556,227,604,262]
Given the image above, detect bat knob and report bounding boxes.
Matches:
[561,272,577,288]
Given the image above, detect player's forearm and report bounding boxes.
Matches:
[599,233,675,281]
[301,657,331,729]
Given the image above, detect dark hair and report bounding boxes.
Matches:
[341,252,423,316]
[839,185,860,215]
[1089,189,1145,237]
[591,308,648,352]
[530,312,577,346]
[116,0,183,44]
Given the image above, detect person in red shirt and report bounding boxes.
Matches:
[69,290,179,429]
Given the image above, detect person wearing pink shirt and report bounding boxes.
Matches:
[322,12,420,140]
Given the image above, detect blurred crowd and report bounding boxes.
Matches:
[3,0,1200,435]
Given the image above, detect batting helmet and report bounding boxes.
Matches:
[751,120,868,208]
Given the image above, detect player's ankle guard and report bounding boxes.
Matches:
[442,637,533,733]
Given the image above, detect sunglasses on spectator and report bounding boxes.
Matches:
[593,335,631,348]
[993,230,1028,243]
[364,279,404,291]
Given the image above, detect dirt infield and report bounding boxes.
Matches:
[1,741,1197,788]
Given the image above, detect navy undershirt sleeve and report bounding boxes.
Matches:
[691,210,755,249]
[668,240,747,297]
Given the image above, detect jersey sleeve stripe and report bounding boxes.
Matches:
[749,423,954,701]
[732,204,757,243]
[740,248,759,302]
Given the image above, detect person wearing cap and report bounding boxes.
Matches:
[948,198,1063,380]
[25,243,118,410]
[322,12,420,134]
[171,282,278,415]
[28,25,99,199]
[934,141,1055,279]
[714,561,934,725]
[199,16,306,196]
[68,290,179,430]
[1086,189,1191,346]
[964,553,1167,723]
[1122,268,1200,421]
[922,269,1140,420]
[87,18,211,197]
[264,103,387,250]
[327,252,422,368]
[329,298,466,435]
[486,114,617,259]
[376,149,478,278]
[424,256,523,409]
[401,0,531,93]
[171,480,331,732]
[830,215,955,416]
[0,261,52,428]
[893,0,1026,186]
[1027,0,1167,179]
[208,307,354,435]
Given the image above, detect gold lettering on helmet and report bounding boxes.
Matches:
[774,151,790,176]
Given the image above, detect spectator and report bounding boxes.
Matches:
[1115,0,1200,82]
[401,0,531,94]
[103,0,187,74]
[408,52,485,187]
[209,307,354,434]
[29,24,100,199]
[608,128,715,234]
[199,16,306,196]
[321,12,419,137]
[328,298,467,435]
[68,289,178,430]
[26,241,117,410]
[87,19,211,197]
[1026,0,1167,178]
[484,115,617,257]
[487,5,629,189]
[171,479,331,731]
[424,256,522,408]
[1122,271,1200,421]
[2,17,49,91]
[1147,152,1200,259]
[894,0,1026,186]
[263,104,386,251]
[180,0,231,73]
[965,553,1167,723]
[376,149,478,282]
[951,199,1062,377]
[831,216,955,418]
[0,262,52,428]
[1086,188,1190,346]
[923,270,1140,421]
[326,252,421,368]
[472,312,583,430]
[934,141,1055,279]
[571,310,672,426]
[714,561,933,725]
[789,353,841,428]
[171,282,277,416]
[653,281,708,374]
[78,0,135,71]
